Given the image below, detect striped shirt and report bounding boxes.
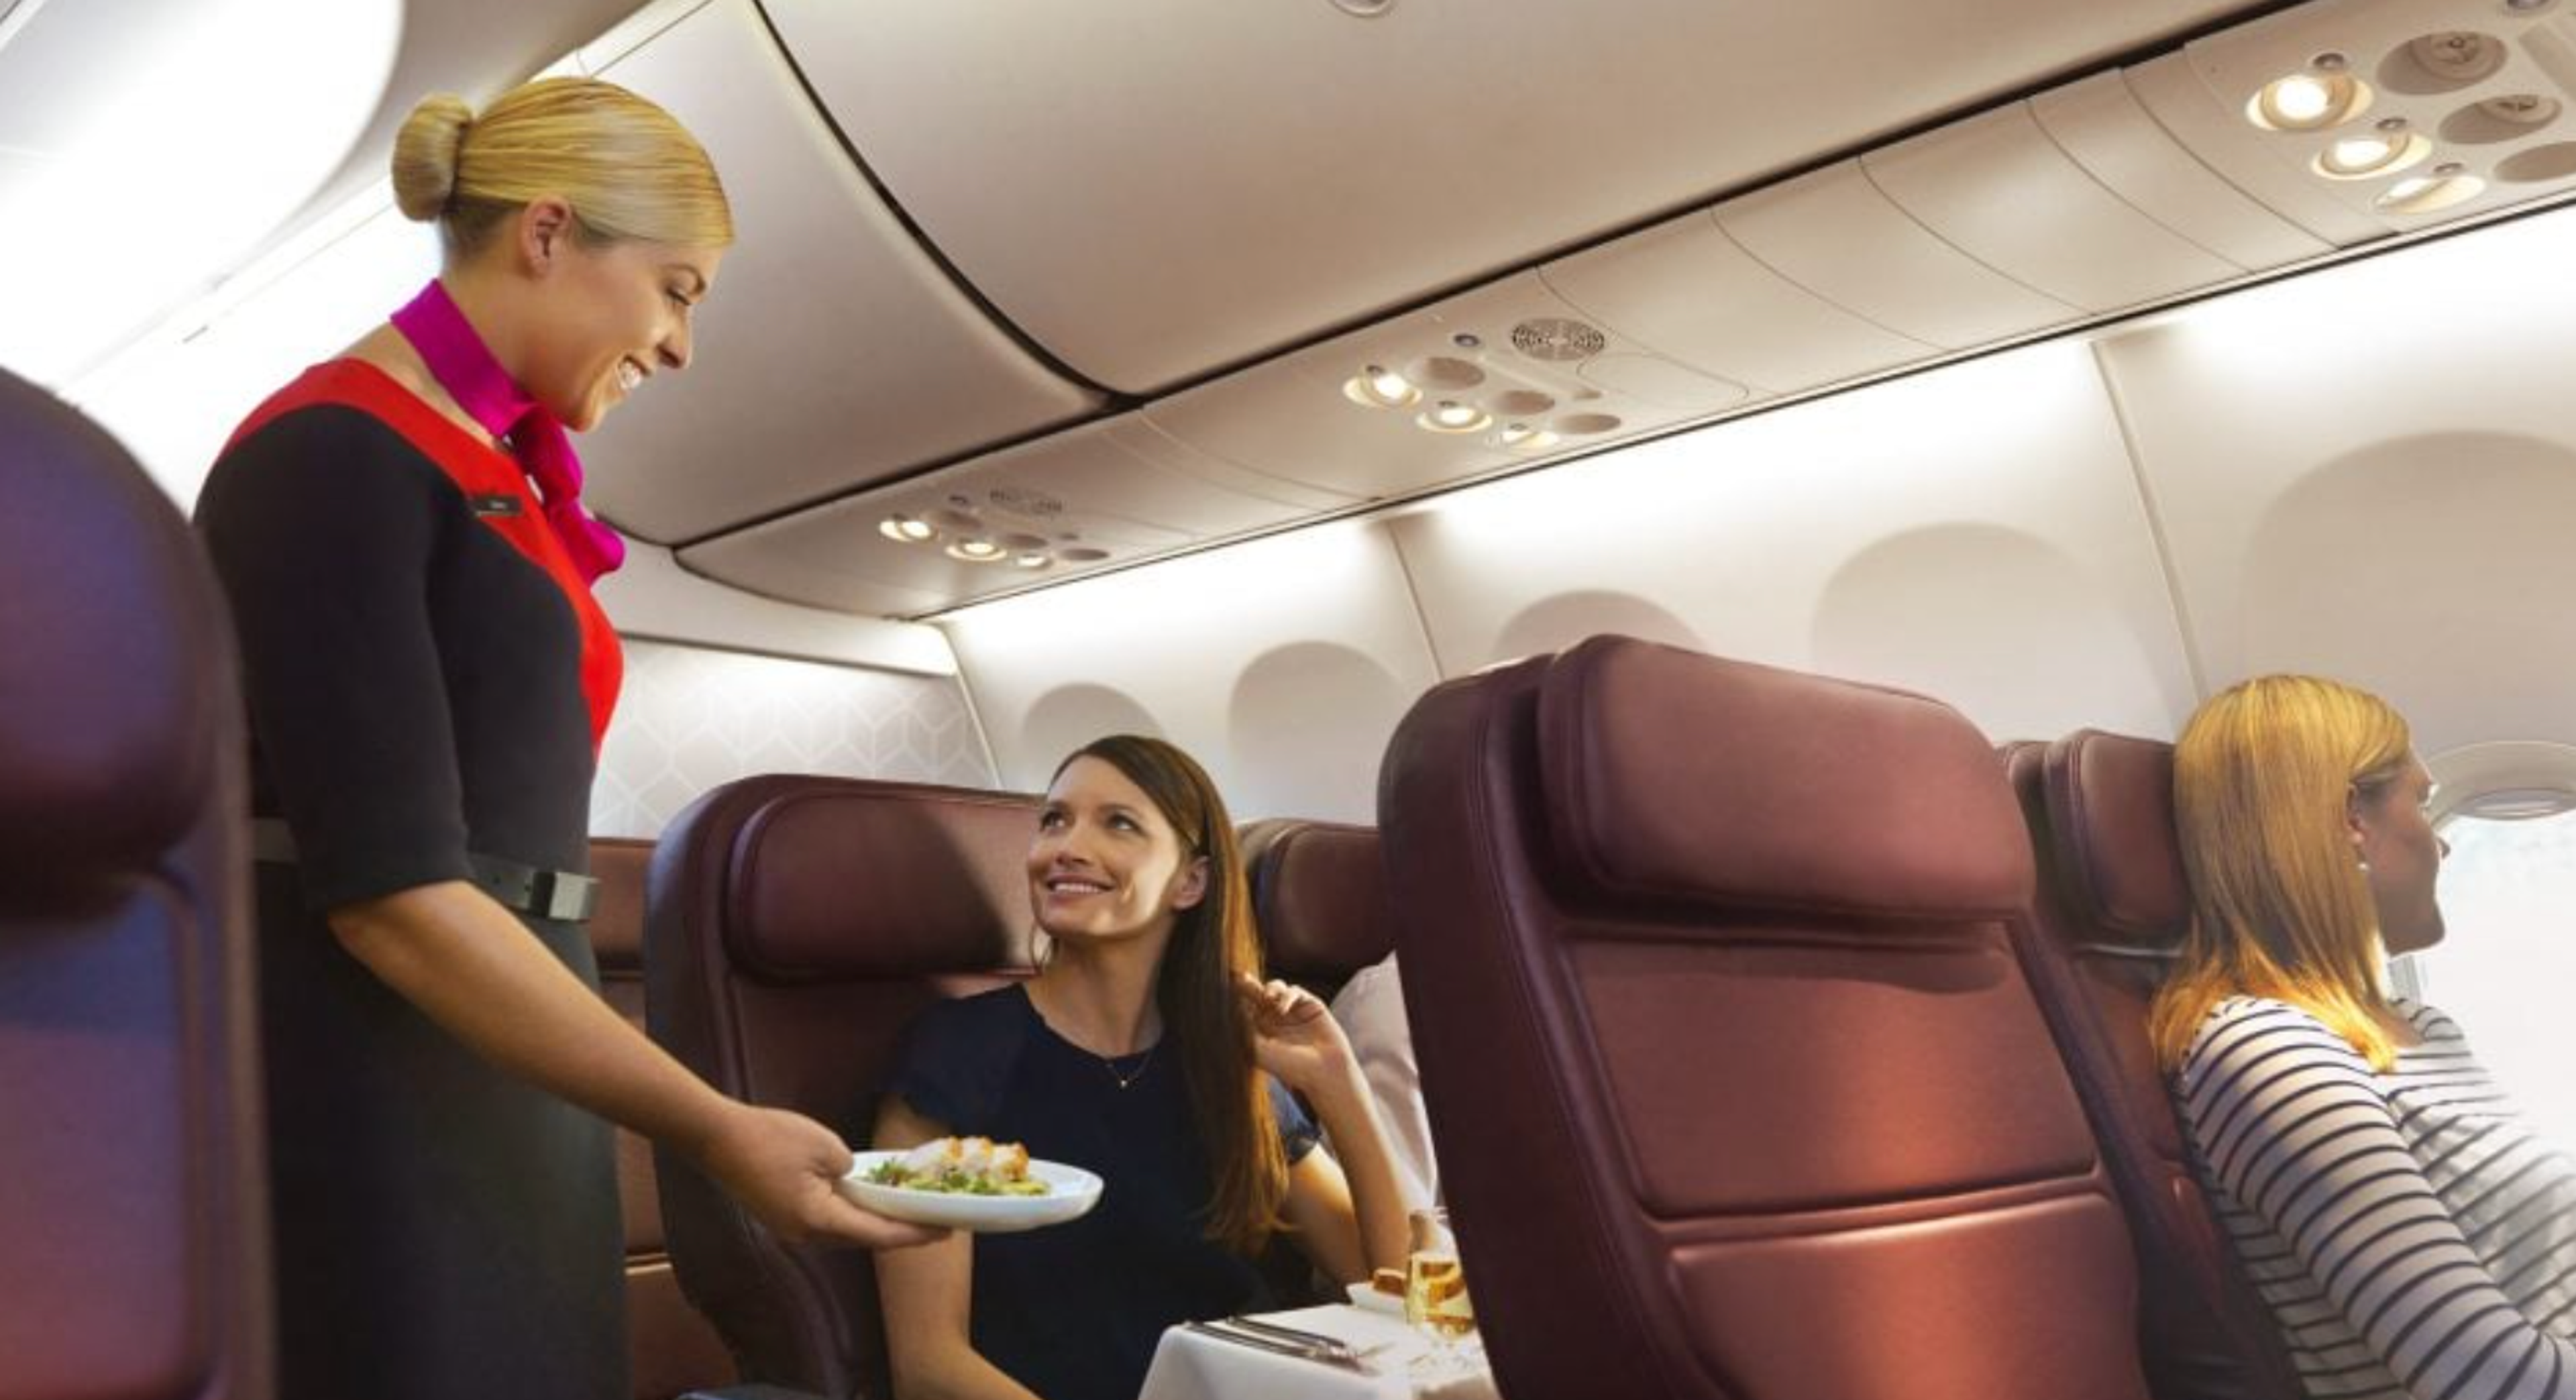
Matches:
[2176,997,2576,1400]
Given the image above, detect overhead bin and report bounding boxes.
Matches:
[758,0,2251,394]
[667,0,2576,624]
[682,417,1340,616]
[1142,272,1749,501]
[576,0,1100,545]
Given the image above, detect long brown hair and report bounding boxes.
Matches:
[1054,736,1287,1255]
[2149,675,2415,1072]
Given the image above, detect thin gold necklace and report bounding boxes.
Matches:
[1102,1043,1157,1090]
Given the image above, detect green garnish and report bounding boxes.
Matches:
[865,1158,1053,1197]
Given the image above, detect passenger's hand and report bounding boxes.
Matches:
[698,1103,949,1250]
[1238,973,1357,1098]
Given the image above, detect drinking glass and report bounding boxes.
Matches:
[1403,1206,1477,1375]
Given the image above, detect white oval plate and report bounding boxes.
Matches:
[839,1150,1104,1233]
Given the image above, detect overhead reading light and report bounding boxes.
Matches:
[2459,787,2576,820]
[879,514,936,543]
[945,537,1006,563]
[1013,552,1052,570]
[2247,65,2373,131]
[1416,400,1492,434]
[2376,169,2486,213]
[1342,364,1421,409]
[2314,130,2430,179]
[1494,423,1559,451]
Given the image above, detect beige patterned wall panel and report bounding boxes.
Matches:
[591,639,997,839]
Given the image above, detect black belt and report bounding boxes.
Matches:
[249,818,600,924]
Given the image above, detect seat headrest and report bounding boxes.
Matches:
[1536,637,2032,921]
[0,370,225,894]
[720,783,1040,981]
[2039,729,2190,949]
[1241,819,1395,983]
[588,838,653,971]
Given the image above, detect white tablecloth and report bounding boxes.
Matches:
[1136,1303,1497,1400]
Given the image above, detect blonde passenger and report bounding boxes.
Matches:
[872,735,1415,1400]
[2154,676,2576,1400]
[195,79,932,1400]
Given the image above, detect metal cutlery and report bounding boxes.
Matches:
[1184,1318,1372,1372]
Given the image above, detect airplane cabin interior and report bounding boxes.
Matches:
[8,0,2576,1396]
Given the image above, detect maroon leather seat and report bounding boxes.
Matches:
[1240,818,1395,1000]
[1378,637,2155,1400]
[0,368,273,1399]
[2003,731,2304,1400]
[643,777,1040,1400]
[590,837,744,1400]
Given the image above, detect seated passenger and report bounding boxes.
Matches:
[1330,952,1440,1205]
[872,736,1413,1400]
[2151,675,2576,1400]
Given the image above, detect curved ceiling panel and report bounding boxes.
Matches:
[1717,161,2081,348]
[1143,272,1750,501]
[683,415,1332,616]
[2094,207,2576,753]
[1864,104,2246,311]
[762,0,2253,393]
[2030,72,2332,271]
[580,0,1099,543]
[1540,212,1937,397]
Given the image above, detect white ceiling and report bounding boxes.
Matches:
[31,0,2576,635]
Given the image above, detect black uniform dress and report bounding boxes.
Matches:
[195,360,629,1400]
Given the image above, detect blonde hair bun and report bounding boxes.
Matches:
[392,93,476,222]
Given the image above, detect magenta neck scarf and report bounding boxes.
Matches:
[390,279,626,584]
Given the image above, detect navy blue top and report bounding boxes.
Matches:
[883,984,1320,1400]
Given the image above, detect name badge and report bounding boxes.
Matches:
[471,493,524,518]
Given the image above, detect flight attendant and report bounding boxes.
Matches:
[195,78,935,1400]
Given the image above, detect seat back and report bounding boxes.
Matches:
[1378,637,2154,1400]
[0,368,272,1399]
[590,837,743,1400]
[1239,818,1395,1000]
[2006,731,2305,1400]
[643,777,1039,1399]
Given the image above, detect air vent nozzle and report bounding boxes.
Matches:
[1510,317,1608,362]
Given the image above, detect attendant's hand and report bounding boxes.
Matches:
[1238,973,1358,1099]
[697,1103,949,1250]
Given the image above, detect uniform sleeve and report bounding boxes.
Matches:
[195,409,474,912]
[2177,1000,2576,1400]
[1267,1075,1322,1166]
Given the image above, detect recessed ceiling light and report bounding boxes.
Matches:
[2314,132,2430,179]
[945,537,1006,562]
[1417,400,1492,434]
[879,515,935,543]
[2247,71,2373,131]
[2376,172,2487,214]
[1494,423,1560,451]
[1342,364,1421,409]
[1012,553,1051,570]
